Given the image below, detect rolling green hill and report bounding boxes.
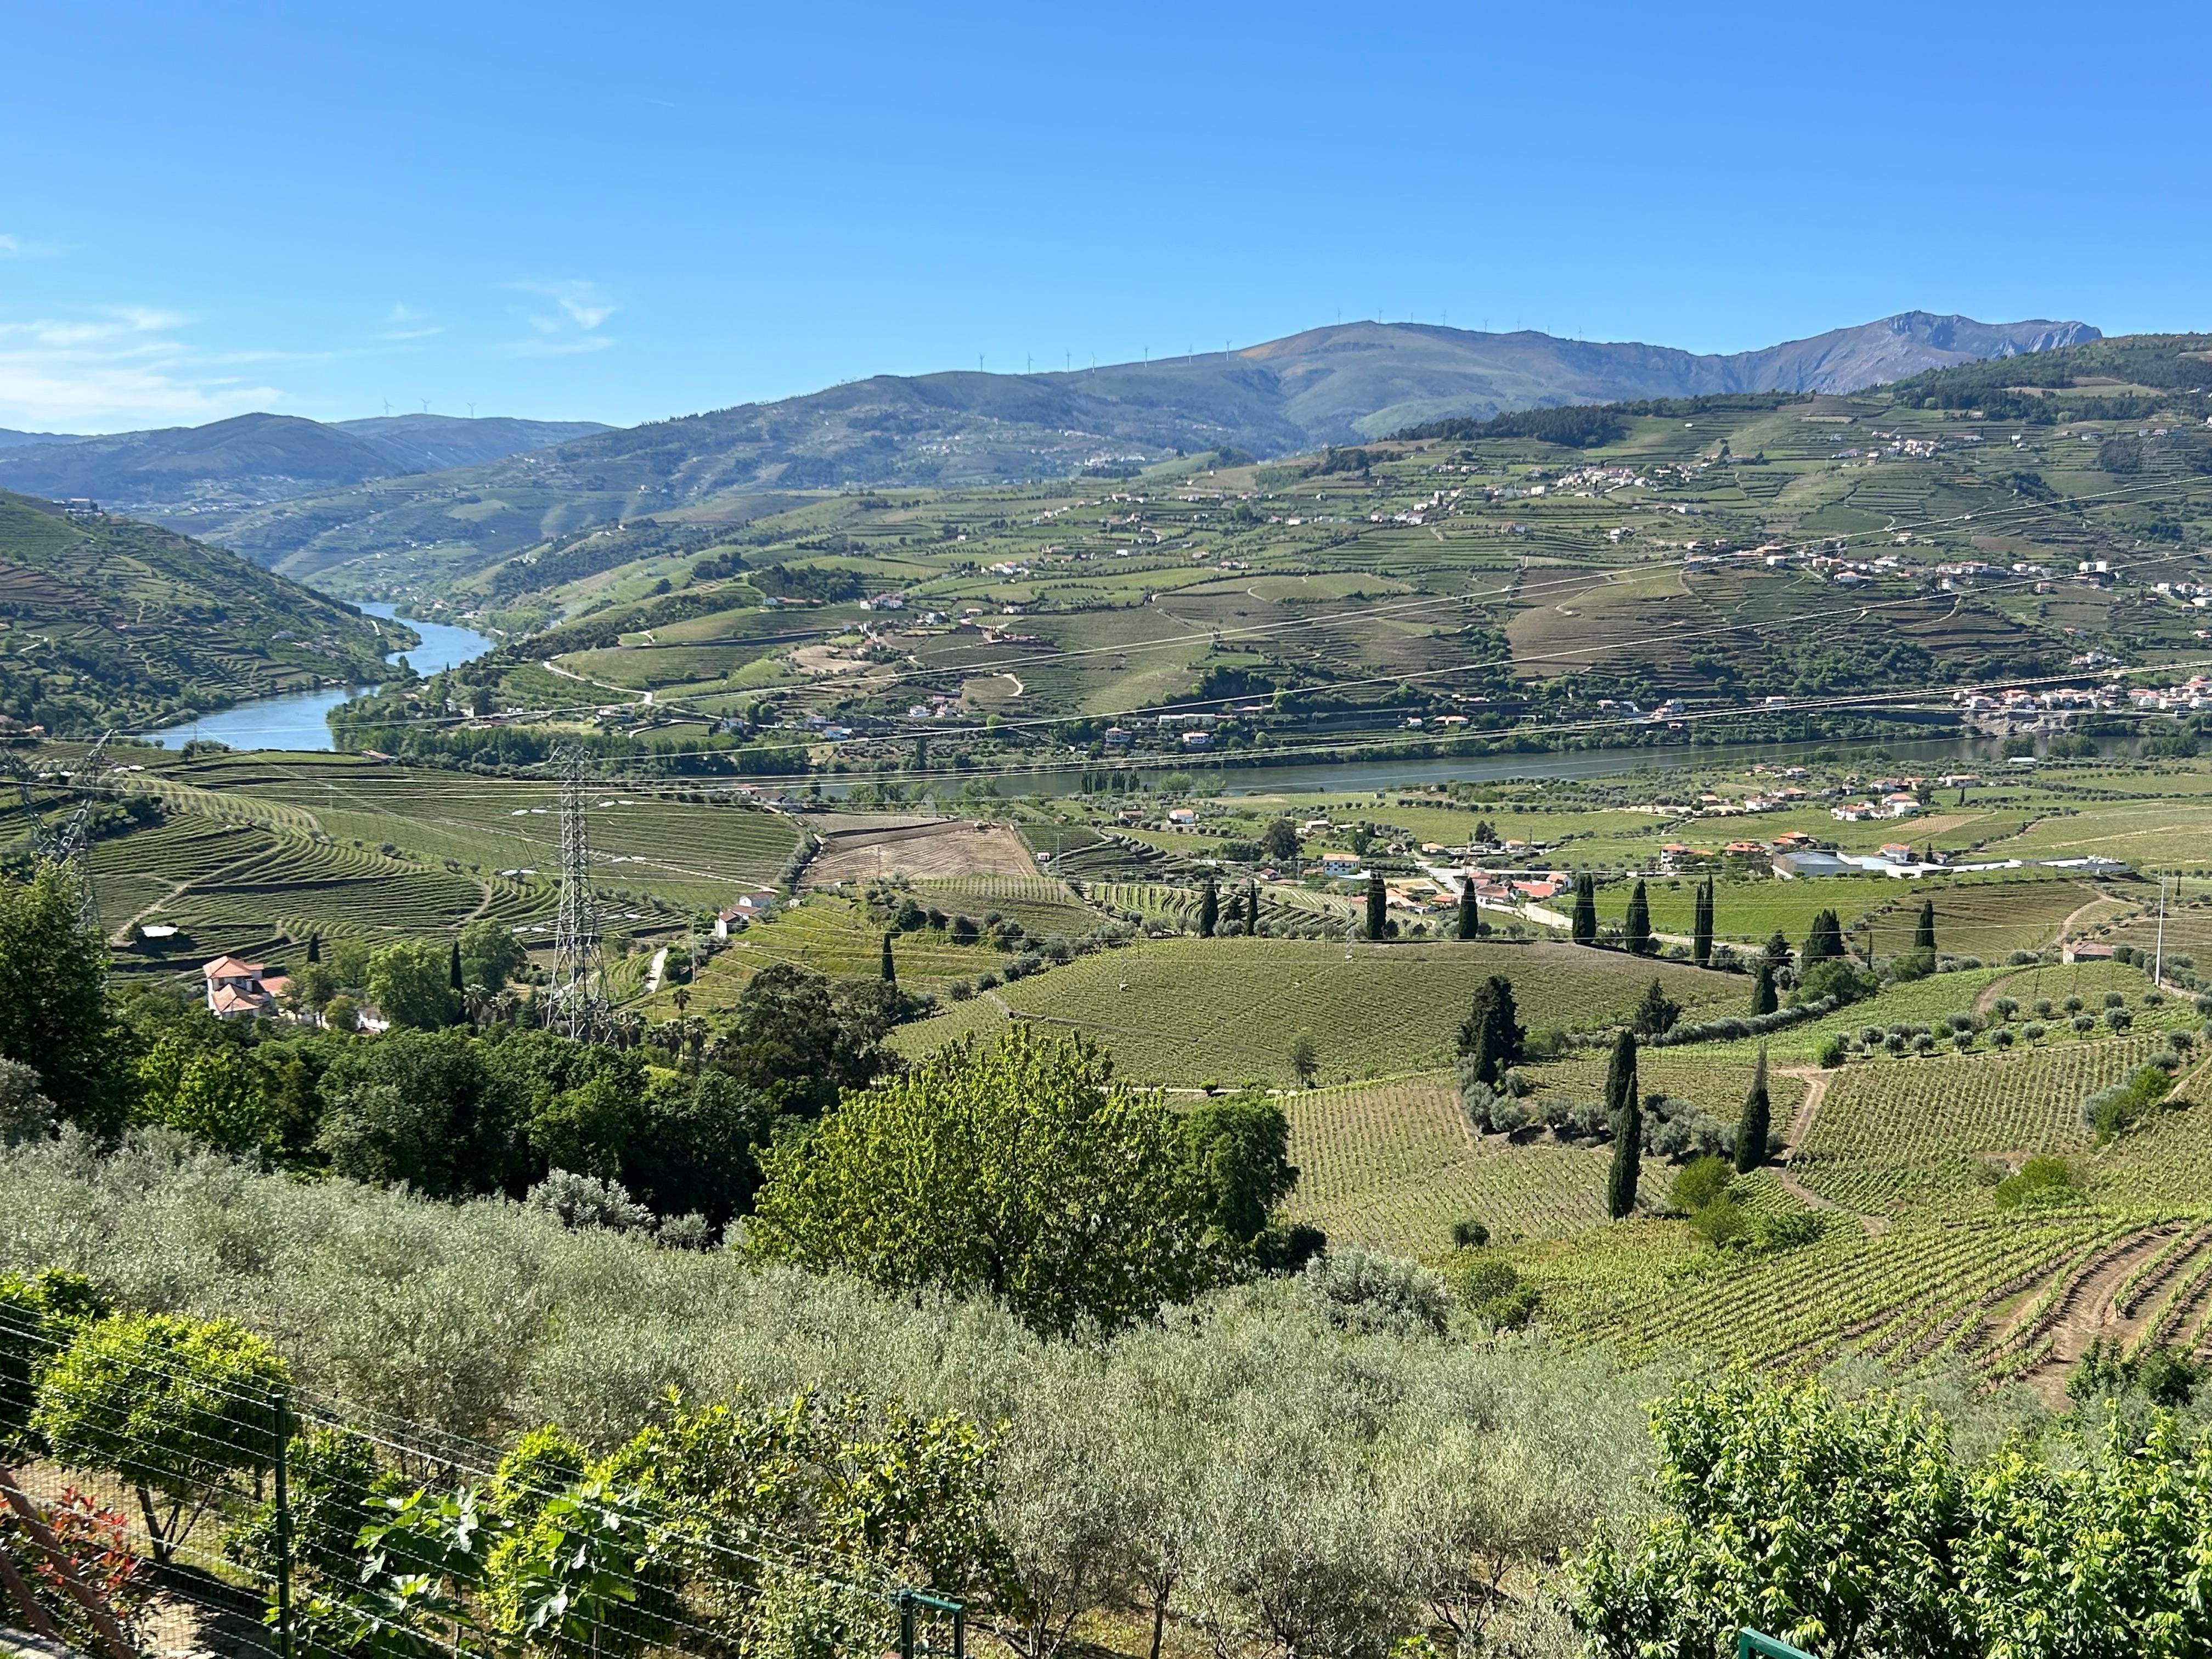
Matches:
[0,490,406,735]
[313,329,2208,784]
[191,314,2094,594]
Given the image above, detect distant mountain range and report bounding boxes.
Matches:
[0,412,611,514]
[27,311,2092,590]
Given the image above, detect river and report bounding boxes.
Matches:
[149,603,497,753]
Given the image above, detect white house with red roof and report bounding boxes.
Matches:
[202,955,290,1019]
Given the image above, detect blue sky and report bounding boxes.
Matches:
[3,0,2207,433]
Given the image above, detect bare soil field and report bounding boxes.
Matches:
[806,818,1042,885]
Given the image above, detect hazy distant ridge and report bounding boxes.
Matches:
[0,411,612,509]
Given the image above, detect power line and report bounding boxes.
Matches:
[550,744,610,1040]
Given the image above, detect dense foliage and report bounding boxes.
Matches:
[749,1031,1283,1335]
[1577,1366,2212,1659]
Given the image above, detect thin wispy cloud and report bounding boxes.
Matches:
[0,233,60,259]
[380,302,443,342]
[0,307,283,427]
[497,279,618,357]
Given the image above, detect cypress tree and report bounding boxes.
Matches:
[1199,877,1220,939]
[1571,873,1598,945]
[1751,959,1778,1017]
[1365,870,1386,941]
[1914,898,1937,953]
[306,933,321,964]
[1605,1031,1641,1221]
[1245,880,1259,936]
[1625,879,1654,956]
[1457,974,1523,1085]
[1736,1045,1771,1173]
[1803,908,1842,964]
[1457,879,1479,940]
[1691,878,1712,967]
[448,938,464,992]
[881,932,896,986]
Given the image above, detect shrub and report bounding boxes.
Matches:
[1690,1197,1750,1248]
[1449,1216,1490,1250]
[1994,1155,2075,1210]
[1669,1156,1732,1216]
[525,1171,656,1232]
[2023,1023,2046,1042]
[2082,1064,2177,1139]
[1442,1252,1538,1329]
[1751,1210,1824,1251]
[1816,1034,1847,1069]
[1300,1248,1452,1336]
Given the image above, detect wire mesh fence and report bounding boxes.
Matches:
[0,1296,963,1659]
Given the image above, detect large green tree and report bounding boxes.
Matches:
[1751,960,1778,1017]
[1802,908,1844,965]
[1691,877,1713,968]
[1177,1090,1299,1246]
[714,962,894,1116]
[457,918,528,994]
[1571,873,1598,945]
[315,1030,526,1197]
[1198,878,1219,939]
[748,1030,1237,1335]
[369,939,462,1031]
[1573,1368,1969,1657]
[1457,880,1480,940]
[0,862,118,1132]
[1364,871,1386,941]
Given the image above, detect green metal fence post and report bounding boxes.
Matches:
[897,1590,915,1659]
[273,1389,294,1659]
[1737,1632,1817,1659]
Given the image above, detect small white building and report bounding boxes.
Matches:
[713,892,778,938]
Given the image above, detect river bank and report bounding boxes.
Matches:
[147,603,496,752]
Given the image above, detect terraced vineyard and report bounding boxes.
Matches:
[1528,1048,1808,1127]
[1081,878,1365,940]
[649,895,1015,1016]
[933,937,1741,1086]
[908,874,1104,936]
[138,752,800,914]
[1702,957,2189,1065]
